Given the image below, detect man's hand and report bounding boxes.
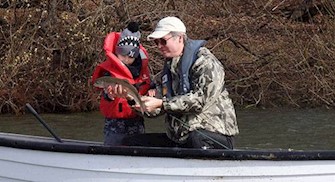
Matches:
[140,96,163,113]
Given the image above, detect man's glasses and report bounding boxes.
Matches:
[154,36,175,46]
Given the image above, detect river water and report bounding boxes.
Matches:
[0,108,334,150]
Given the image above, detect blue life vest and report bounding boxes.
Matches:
[162,39,206,98]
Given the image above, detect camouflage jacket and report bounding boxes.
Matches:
[161,47,239,144]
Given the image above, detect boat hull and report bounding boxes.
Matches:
[0,133,335,182]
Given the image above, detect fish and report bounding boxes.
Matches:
[93,76,145,114]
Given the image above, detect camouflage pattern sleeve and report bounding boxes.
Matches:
[163,47,225,113]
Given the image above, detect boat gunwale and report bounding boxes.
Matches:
[1,132,335,161]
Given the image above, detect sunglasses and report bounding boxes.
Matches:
[154,36,175,46]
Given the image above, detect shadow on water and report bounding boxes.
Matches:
[0,108,334,150]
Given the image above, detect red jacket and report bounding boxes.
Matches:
[92,32,151,119]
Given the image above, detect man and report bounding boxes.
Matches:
[109,17,239,149]
[141,16,239,149]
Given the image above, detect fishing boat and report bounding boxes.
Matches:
[1,104,335,181]
[1,132,335,182]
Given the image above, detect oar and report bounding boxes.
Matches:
[25,103,63,143]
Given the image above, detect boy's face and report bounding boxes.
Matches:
[117,54,135,65]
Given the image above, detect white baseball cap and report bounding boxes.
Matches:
[147,16,186,40]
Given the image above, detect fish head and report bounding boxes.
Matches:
[93,77,116,89]
[93,79,106,88]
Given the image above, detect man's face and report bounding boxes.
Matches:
[154,34,183,58]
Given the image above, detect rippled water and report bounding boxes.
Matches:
[0,108,334,150]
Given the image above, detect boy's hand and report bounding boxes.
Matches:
[147,89,156,97]
[105,84,128,99]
